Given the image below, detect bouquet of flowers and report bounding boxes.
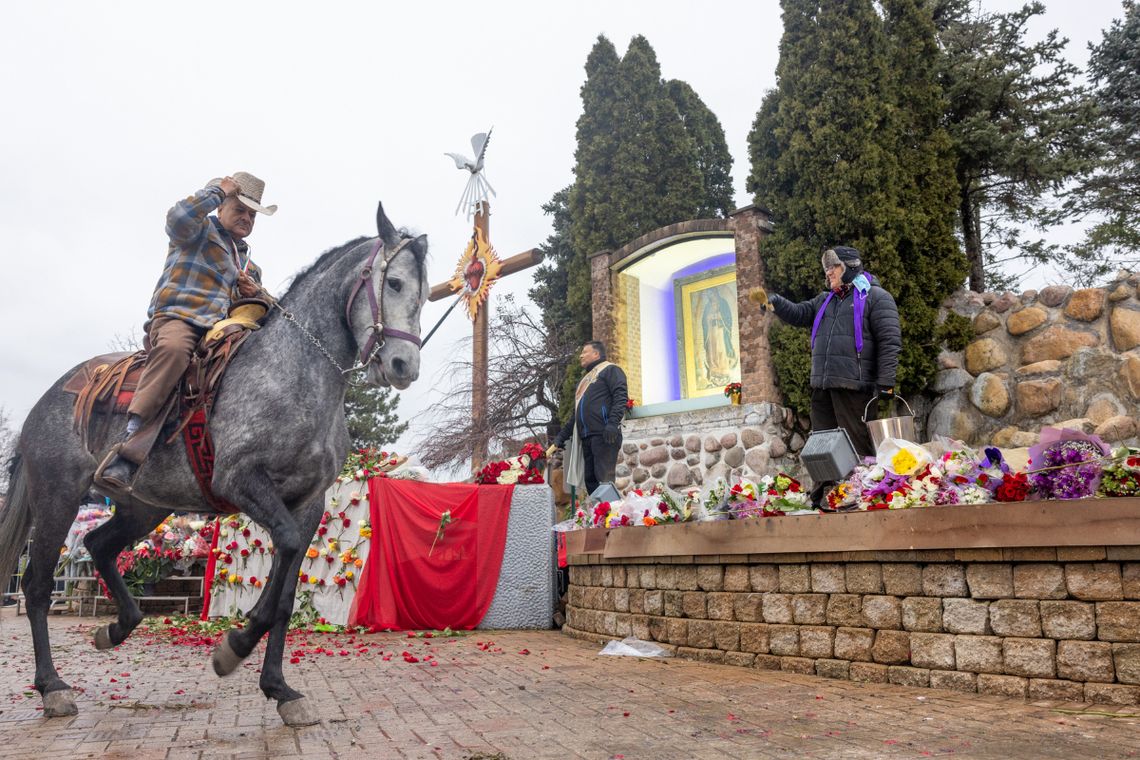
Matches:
[1028,428,1109,500]
[1099,447,1140,497]
[723,382,742,399]
[754,473,811,515]
[475,443,547,485]
[727,481,763,519]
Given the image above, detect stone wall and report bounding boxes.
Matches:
[614,402,801,493]
[565,548,1140,705]
[930,272,1140,447]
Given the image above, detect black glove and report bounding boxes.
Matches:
[603,426,621,446]
[878,386,896,400]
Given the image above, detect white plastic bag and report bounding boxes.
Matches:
[876,436,932,476]
[598,637,672,658]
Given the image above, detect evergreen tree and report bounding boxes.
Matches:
[665,80,735,218]
[748,0,964,414]
[343,385,408,450]
[937,1,1097,291]
[534,34,734,424]
[1065,1,1140,277]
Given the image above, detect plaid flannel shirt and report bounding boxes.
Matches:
[146,185,263,329]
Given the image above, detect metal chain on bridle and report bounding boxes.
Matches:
[272,236,423,387]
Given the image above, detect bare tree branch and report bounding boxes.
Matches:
[416,295,576,471]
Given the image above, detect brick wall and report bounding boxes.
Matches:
[729,206,779,405]
[565,549,1140,705]
[615,271,643,403]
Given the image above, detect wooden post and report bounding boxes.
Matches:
[472,202,490,469]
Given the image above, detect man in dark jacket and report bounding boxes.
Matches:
[750,246,901,486]
[550,341,628,497]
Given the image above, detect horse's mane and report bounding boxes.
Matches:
[281,236,370,297]
[281,229,427,297]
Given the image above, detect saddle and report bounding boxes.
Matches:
[67,299,270,512]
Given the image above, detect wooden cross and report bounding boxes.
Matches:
[428,201,543,469]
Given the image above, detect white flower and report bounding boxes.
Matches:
[499,469,522,484]
[358,519,368,528]
[188,520,205,531]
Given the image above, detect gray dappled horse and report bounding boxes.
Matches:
[0,204,428,726]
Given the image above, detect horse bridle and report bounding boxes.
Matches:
[344,236,423,369]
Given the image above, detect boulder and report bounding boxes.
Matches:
[651,463,668,479]
[668,435,683,447]
[1055,418,1094,434]
[965,338,1008,375]
[1038,285,1073,307]
[935,368,973,392]
[1086,394,1124,427]
[1110,283,1133,302]
[1016,378,1063,416]
[938,351,963,369]
[1021,289,1038,304]
[992,427,1019,447]
[631,467,649,484]
[741,427,765,448]
[723,446,745,468]
[1021,326,1099,364]
[1065,288,1107,321]
[971,373,1010,418]
[685,435,701,453]
[973,311,1001,334]
[1111,306,1140,351]
[991,293,1018,313]
[745,443,771,474]
[1006,307,1047,336]
[720,432,738,450]
[665,462,691,487]
[768,437,788,458]
[1124,354,1140,400]
[1015,360,1062,377]
[1095,416,1137,443]
[703,435,721,453]
[638,446,670,467]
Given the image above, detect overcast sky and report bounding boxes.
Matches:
[0,1,1126,459]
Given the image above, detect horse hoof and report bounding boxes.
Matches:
[277,697,319,727]
[212,632,244,677]
[42,689,78,718]
[93,625,115,651]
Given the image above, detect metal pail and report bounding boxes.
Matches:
[863,395,916,451]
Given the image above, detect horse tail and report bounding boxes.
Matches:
[0,452,33,589]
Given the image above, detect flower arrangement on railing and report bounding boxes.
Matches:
[475,442,547,485]
[96,515,214,597]
[573,485,686,528]
[562,428,1140,532]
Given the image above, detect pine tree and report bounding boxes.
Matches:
[666,80,735,218]
[748,0,964,414]
[937,1,1097,291]
[1065,1,1140,276]
[535,34,734,424]
[343,385,408,450]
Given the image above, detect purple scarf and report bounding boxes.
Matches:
[810,273,872,354]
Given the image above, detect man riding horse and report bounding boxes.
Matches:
[98,172,275,490]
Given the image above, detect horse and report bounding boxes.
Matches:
[0,203,428,726]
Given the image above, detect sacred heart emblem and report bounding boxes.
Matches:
[464,259,485,292]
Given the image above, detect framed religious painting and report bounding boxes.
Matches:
[673,265,741,398]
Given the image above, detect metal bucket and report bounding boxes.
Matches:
[863,394,917,451]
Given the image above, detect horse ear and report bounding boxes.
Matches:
[376,201,398,246]
[412,234,428,263]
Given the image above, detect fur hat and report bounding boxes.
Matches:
[822,246,863,284]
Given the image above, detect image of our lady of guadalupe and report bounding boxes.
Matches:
[697,285,739,388]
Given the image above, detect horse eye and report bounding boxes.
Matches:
[387,278,403,293]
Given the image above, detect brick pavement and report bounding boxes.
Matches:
[0,608,1138,759]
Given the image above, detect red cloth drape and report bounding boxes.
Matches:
[348,479,514,631]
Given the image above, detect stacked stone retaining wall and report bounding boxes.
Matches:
[565,548,1140,705]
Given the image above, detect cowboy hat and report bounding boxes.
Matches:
[210,172,278,216]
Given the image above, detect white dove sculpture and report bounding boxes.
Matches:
[445,129,497,218]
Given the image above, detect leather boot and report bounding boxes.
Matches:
[98,451,137,491]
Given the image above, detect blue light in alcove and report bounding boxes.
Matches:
[659,252,736,401]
